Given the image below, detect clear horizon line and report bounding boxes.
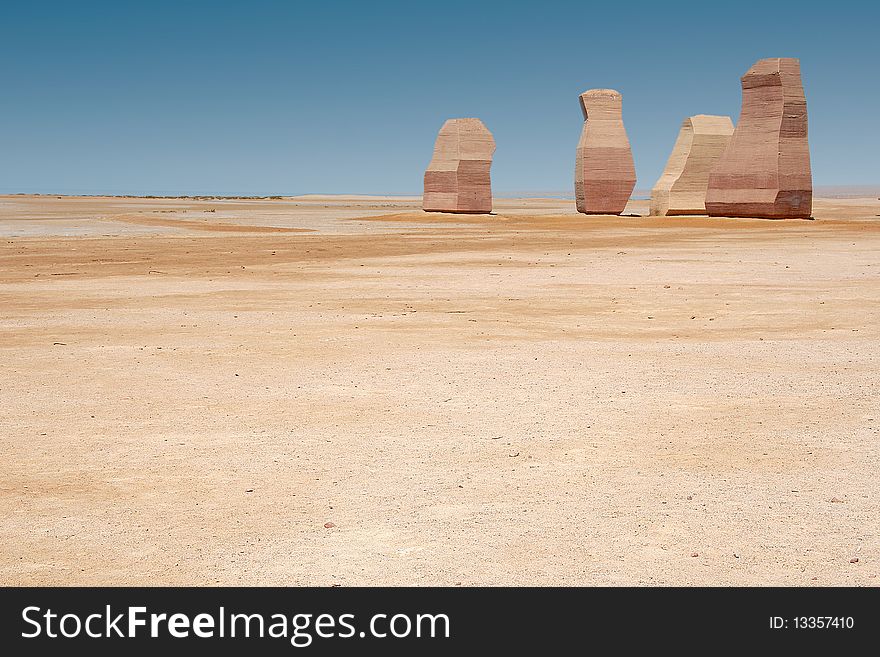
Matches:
[1,184,879,200]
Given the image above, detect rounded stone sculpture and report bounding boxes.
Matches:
[651,115,735,216]
[574,89,636,215]
[705,58,812,219]
[423,118,495,214]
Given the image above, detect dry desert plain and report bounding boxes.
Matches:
[1,193,878,586]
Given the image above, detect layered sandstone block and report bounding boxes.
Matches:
[574,89,636,215]
[651,115,734,216]
[706,58,812,218]
[423,118,495,213]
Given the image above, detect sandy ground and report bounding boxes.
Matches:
[1,194,878,586]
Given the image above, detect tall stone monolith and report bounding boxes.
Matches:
[705,58,812,218]
[574,89,636,215]
[651,115,734,216]
[423,118,495,213]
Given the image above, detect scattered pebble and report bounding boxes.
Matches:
[691,552,699,557]
[830,497,845,503]
[324,522,336,529]
[245,489,254,493]
[850,558,859,564]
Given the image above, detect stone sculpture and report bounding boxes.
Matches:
[705,58,812,218]
[423,118,495,213]
[651,115,734,216]
[574,89,636,215]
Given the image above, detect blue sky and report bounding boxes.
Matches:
[1,0,877,195]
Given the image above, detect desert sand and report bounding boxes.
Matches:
[1,194,878,586]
